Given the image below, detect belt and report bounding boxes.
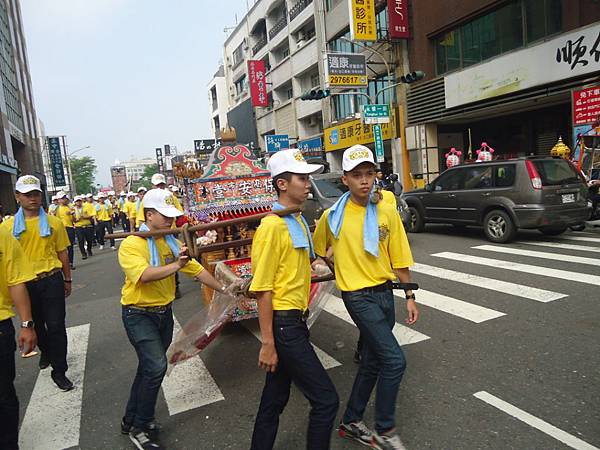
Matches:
[125,304,172,313]
[34,268,62,282]
[343,281,392,294]
[273,309,309,320]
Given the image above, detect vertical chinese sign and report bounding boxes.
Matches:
[348,0,376,42]
[248,60,268,107]
[572,84,600,162]
[388,0,409,39]
[47,137,66,186]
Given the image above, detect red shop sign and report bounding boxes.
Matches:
[572,85,600,126]
[248,60,268,107]
[388,0,409,39]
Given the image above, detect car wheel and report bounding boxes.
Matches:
[407,206,425,233]
[539,226,568,236]
[483,209,516,243]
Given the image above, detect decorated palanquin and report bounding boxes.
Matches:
[181,140,276,321]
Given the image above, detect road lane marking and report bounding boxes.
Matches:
[19,324,90,450]
[433,252,600,286]
[394,290,505,323]
[243,320,341,370]
[474,391,600,450]
[412,263,566,303]
[519,241,600,253]
[162,316,224,415]
[558,236,600,244]
[473,245,600,267]
[323,294,430,345]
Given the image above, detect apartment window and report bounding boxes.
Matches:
[333,93,355,121]
[286,86,294,100]
[435,0,562,75]
[328,30,354,53]
[282,46,290,59]
[232,42,245,68]
[375,6,389,40]
[234,75,246,96]
[310,72,320,88]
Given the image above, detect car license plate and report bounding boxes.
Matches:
[562,193,575,203]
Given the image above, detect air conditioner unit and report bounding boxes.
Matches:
[297,30,306,41]
[308,116,319,127]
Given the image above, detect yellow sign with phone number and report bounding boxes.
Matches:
[324,110,396,152]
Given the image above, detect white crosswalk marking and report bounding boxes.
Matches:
[557,235,600,244]
[433,252,600,286]
[473,245,600,267]
[19,324,90,450]
[519,241,600,253]
[322,294,430,345]
[412,263,566,303]
[162,316,224,415]
[474,391,600,450]
[394,290,505,323]
[243,320,341,370]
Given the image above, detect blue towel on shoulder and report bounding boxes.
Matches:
[12,207,51,240]
[327,191,379,257]
[272,202,315,259]
[139,223,180,267]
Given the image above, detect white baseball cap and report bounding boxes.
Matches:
[151,173,166,186]
[137,186,147,193]
[108,190,115,196]
[98,192,107,198]
[143,188,182,218]
[85,193,93,198]
[16,175,42,194]
[342,145,376,172]
[267,149,323,178]
[119,191,126,196]
[74,195,82,202]
[127,191,135,197]
[170,185,179,193]
[51,195,57,201]
[56,191,67,199]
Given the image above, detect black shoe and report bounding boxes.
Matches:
[82,254,88,260]
[121,417,133,435]
[121,419,161,439]
[70,264,76,270]
[353,349,361,364]
[175,288,182,299]
[129,429,163,450]
[88,251,93,256]
[39,354,50,370]
[51,372,74,391]
[338,421,374,446]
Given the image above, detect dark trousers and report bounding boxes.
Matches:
[122,306,173,429]
[65,227,75,265]
[26,272,68,375]
[97,220,114,247]
[251,315,339,450]
[341,289,406,434]
[75,226,94,256]
[121,213,130,232]
[0,319,18,450]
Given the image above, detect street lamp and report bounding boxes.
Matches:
[65,145,91,196]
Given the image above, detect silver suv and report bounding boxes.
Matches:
[403,157,589,243]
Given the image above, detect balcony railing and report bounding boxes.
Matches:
[268,14,287,40]
[252,35,268,55]
[289,0,312,21]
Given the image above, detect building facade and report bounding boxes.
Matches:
[0,0,46,211]
[405,0,600,184]
[112,157,156,186]
[207,65,229,139]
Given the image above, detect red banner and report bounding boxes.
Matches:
[388,0,409,39]
[248,60,268,107]
[572,85,600,126]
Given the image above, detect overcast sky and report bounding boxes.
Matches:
[21,0,248,185]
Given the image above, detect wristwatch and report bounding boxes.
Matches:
[405,292,416,301]
[21,320,34,329]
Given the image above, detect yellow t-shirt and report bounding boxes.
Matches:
[135,200,144,228]
[124,200,136,219]
[73,205,91,227]
[249,215,312,311]
[118,235,204,307]
[0,227,36,321]
[173,195,183,212]
[381,190,398,209]
[56,205,74,228]
[1,215,70,276]
[83,202,96,222]
[313,200,414,292]
[96,202,112,222]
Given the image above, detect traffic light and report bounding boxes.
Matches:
[400,71,425,84]
[300,89,331,101]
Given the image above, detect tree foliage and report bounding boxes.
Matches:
[70,156,97,194]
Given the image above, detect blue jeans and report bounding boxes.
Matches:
[251,315,339,450]
[0,319,18,450]
[122,306,173,429]
[341,289,406,434]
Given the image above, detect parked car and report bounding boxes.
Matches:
[402,156,589,243]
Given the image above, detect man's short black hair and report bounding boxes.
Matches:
[272,172,293,196]
[144,207,157,221]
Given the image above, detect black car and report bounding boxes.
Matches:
[402,156,589,243]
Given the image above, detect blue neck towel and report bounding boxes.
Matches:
[95,200,111,212]
[139,223,180,267]
[327,191,379,257]
[272,202,315,259]
[13,207,51,240]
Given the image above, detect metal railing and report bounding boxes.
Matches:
[289,0,312,21]
[268,14,287,40]
[252,35,268,55]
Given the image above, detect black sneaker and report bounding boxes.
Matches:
[82,254,88,260]
[39,353,50,370]
[129,429,163,450]
[371,431,407,450]
[338,421,373,446]
[121,417,133,435]
[70,264,76,270]
[51,372,74,391]
[121,419,161,439]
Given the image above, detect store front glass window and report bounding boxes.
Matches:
[525,0,562,43]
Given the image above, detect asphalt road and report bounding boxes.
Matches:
[12,223,600,450]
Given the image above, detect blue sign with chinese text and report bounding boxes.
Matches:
[297,137,323,159]
[47,137,66,186]
[265,134,290,153]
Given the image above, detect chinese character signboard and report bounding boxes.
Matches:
[324,53,368,88]
[264,134,289,153]
[388,0,409,39]
[348,0,376,42]
[298,137,323,159]
[324,110,396,152]
[373,124,384,162]
[193,177,274,206]
[156,147,164,172]
[572,85,600,126]
[445,23,600,109]
[248,60,268,107]
[194,139,220,164]
[363,104,390,124]
[47,137,66,186]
